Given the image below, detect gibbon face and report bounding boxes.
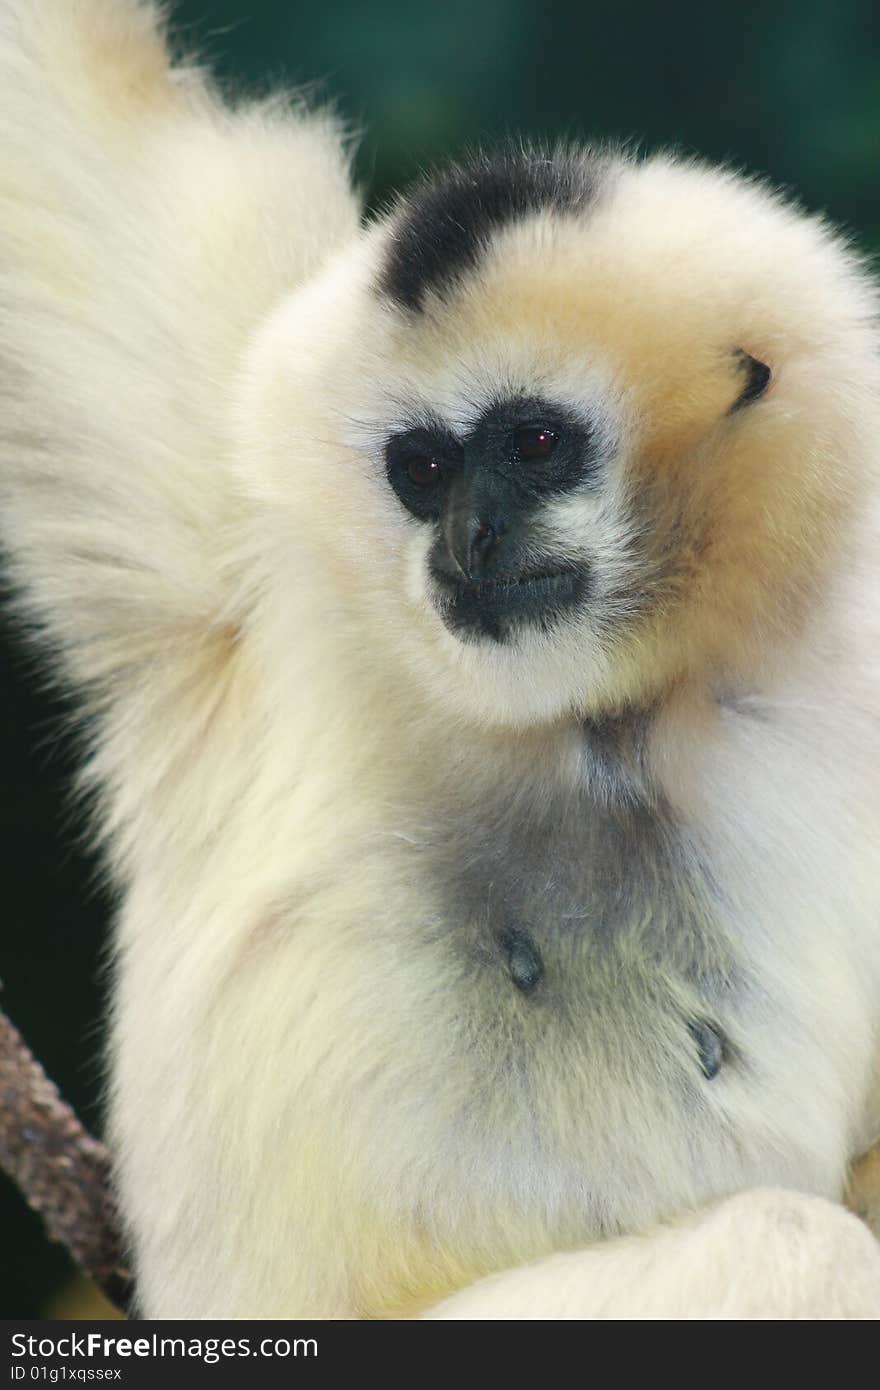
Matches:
[243,149,876,728]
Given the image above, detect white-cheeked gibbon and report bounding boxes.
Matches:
[1,0,880,1319]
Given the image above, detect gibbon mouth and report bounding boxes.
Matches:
[429,565,588,643]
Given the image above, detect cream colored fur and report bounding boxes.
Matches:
[426,1190,880,1319]
[1,0,879,1319]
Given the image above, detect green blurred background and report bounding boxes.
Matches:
[2,0,880,1317]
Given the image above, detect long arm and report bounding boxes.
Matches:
[0,0,358,698]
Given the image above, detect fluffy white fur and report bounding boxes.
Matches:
[427,1190,880,1319]
[1,0,879,1319]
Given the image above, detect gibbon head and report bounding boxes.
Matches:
[241,148,878,728]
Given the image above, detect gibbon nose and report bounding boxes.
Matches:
[444,511,505,579]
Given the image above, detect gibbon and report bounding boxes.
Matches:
[1,0,880,1320]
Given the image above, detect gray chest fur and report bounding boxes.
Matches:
[338,721,846,1239]
[433,757,736,1060]
[382,757,770,1235]
[390,716,780,1201]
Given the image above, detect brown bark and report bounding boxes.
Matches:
[0,1005,131,1312]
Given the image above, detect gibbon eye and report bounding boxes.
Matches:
[406,454,443,486]
[385,427,459,521]
[514,425,559,460]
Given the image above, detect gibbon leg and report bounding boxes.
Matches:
[424,1190,880,1319]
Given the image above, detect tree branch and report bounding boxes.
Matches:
[0,1004,131,1312]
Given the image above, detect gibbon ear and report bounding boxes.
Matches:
[730,349,772,411]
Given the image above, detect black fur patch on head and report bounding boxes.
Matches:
[379,147,605,312]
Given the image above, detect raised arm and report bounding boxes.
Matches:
[0,0,358,697]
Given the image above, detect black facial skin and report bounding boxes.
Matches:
[385,396,597,643]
